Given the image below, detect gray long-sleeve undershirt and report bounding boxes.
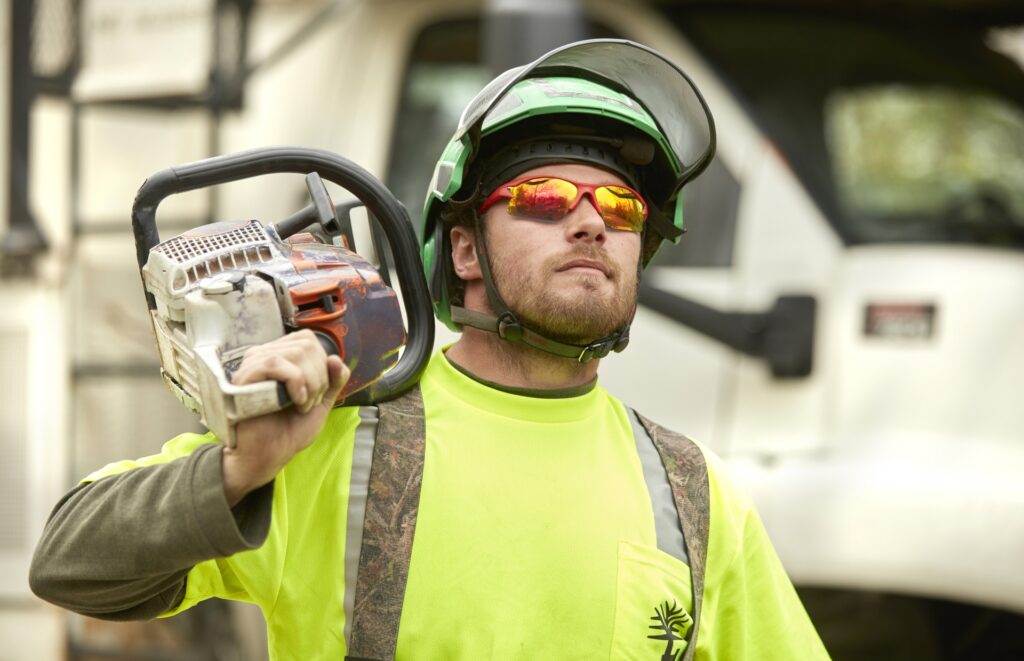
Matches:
[29,443,274,620]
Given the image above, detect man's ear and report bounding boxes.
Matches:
[450,225,482,281]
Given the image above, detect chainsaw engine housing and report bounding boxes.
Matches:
[141,218,406,444]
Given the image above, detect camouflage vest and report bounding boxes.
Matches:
[345,385,710,661]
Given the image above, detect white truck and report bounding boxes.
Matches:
[2,0,1022,657]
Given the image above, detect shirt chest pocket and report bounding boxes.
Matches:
[609,540,695,661]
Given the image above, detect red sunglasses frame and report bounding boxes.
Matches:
[478,175,649,232]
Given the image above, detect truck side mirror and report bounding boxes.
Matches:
[638,283,816,378]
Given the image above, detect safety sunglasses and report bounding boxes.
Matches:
[478,176,648,233]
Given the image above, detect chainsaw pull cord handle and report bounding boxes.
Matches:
[131,146,434,405]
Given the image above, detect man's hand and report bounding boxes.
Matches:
[221,330,349,507]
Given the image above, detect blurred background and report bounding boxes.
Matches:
[1,0,1022,658]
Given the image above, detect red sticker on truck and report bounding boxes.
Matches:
[864,303,936,339]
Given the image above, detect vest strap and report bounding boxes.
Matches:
[346,386,426,661]
[634,412,711,661]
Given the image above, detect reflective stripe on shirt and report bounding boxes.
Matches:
[629,407,689,565]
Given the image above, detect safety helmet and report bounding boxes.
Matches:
[420,39,716,360]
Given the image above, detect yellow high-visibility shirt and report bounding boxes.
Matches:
[88,351,829,660]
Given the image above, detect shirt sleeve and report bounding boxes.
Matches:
[29,439,273,621]
[695,453,832,660]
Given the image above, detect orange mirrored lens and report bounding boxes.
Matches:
[508,178,574,220]
[595,185,646,232]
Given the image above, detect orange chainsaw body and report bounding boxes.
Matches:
[283,233,405,401]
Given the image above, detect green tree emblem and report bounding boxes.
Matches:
[647,600,692,661]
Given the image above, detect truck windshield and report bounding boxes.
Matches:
[828,86,1024,245]
[671,12,1024,249]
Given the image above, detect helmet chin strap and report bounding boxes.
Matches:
[450,215,633,363]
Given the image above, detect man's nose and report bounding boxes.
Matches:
[565,193,606,244]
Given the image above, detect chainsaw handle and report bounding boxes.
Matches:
[131,146,434,405]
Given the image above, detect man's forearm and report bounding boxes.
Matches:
[30,443,273,620]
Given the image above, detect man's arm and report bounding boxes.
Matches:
[697,455,831,660]
[29,444,273,620]
[30,330,348,619]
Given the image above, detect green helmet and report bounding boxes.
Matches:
[420,39,715,359]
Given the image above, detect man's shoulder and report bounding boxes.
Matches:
[282,404,364,475]
[620,405,706,457]
[81,432,220,483]
[628,409,699,445]
[625,407,752,508]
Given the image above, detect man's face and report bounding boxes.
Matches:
[481,163,643,345]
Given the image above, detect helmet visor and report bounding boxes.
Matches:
[455,39,716,194]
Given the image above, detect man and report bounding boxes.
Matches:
[31,40,829,659]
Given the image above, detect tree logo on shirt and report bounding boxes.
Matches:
[647,599,692,660]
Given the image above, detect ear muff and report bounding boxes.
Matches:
[425,222,455,329]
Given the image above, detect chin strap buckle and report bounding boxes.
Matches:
[577,341,612,363]
[496,312,523,342]
[577,329,631,363]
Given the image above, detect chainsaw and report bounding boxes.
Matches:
[130,146,434,446]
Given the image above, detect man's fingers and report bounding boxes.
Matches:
[323,355,348,407]
[236,353,317,407]
[231,330,334,412]
[298,352,329,412]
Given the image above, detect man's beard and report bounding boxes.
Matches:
[488,245,638,346]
